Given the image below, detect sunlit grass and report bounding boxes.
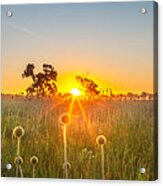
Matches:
[1,96,155,180]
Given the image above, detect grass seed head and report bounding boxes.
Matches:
[62,162,72,170]
[96,135,107,145]
[30,156,39,166]
[59,113,71,125]
[82,148,88,154]
[13,126,25,139]
[14,156,23,165]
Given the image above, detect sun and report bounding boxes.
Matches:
[70,88,81,96]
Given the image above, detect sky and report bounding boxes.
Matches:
[1,1,155,94]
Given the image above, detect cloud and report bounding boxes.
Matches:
[5,21,45,40]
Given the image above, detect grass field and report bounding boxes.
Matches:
[1,95,156,180]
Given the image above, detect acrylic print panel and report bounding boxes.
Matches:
[1,1,158,180]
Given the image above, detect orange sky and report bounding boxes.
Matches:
[1,55,153,95]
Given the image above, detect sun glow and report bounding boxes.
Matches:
[70,88,81,96]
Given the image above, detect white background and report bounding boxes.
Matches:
[0,0,162,186]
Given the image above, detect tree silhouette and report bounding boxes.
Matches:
[22,63,58,97]
[22,63,35,80]
[75,75,100,95]
[127,92,134,100]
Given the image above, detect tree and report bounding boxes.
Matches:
[127,92,134,100]
[22,63,35,80]
[75,75,100,95]
[22,63,58,97]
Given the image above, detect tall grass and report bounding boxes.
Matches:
[1,96,155,180]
